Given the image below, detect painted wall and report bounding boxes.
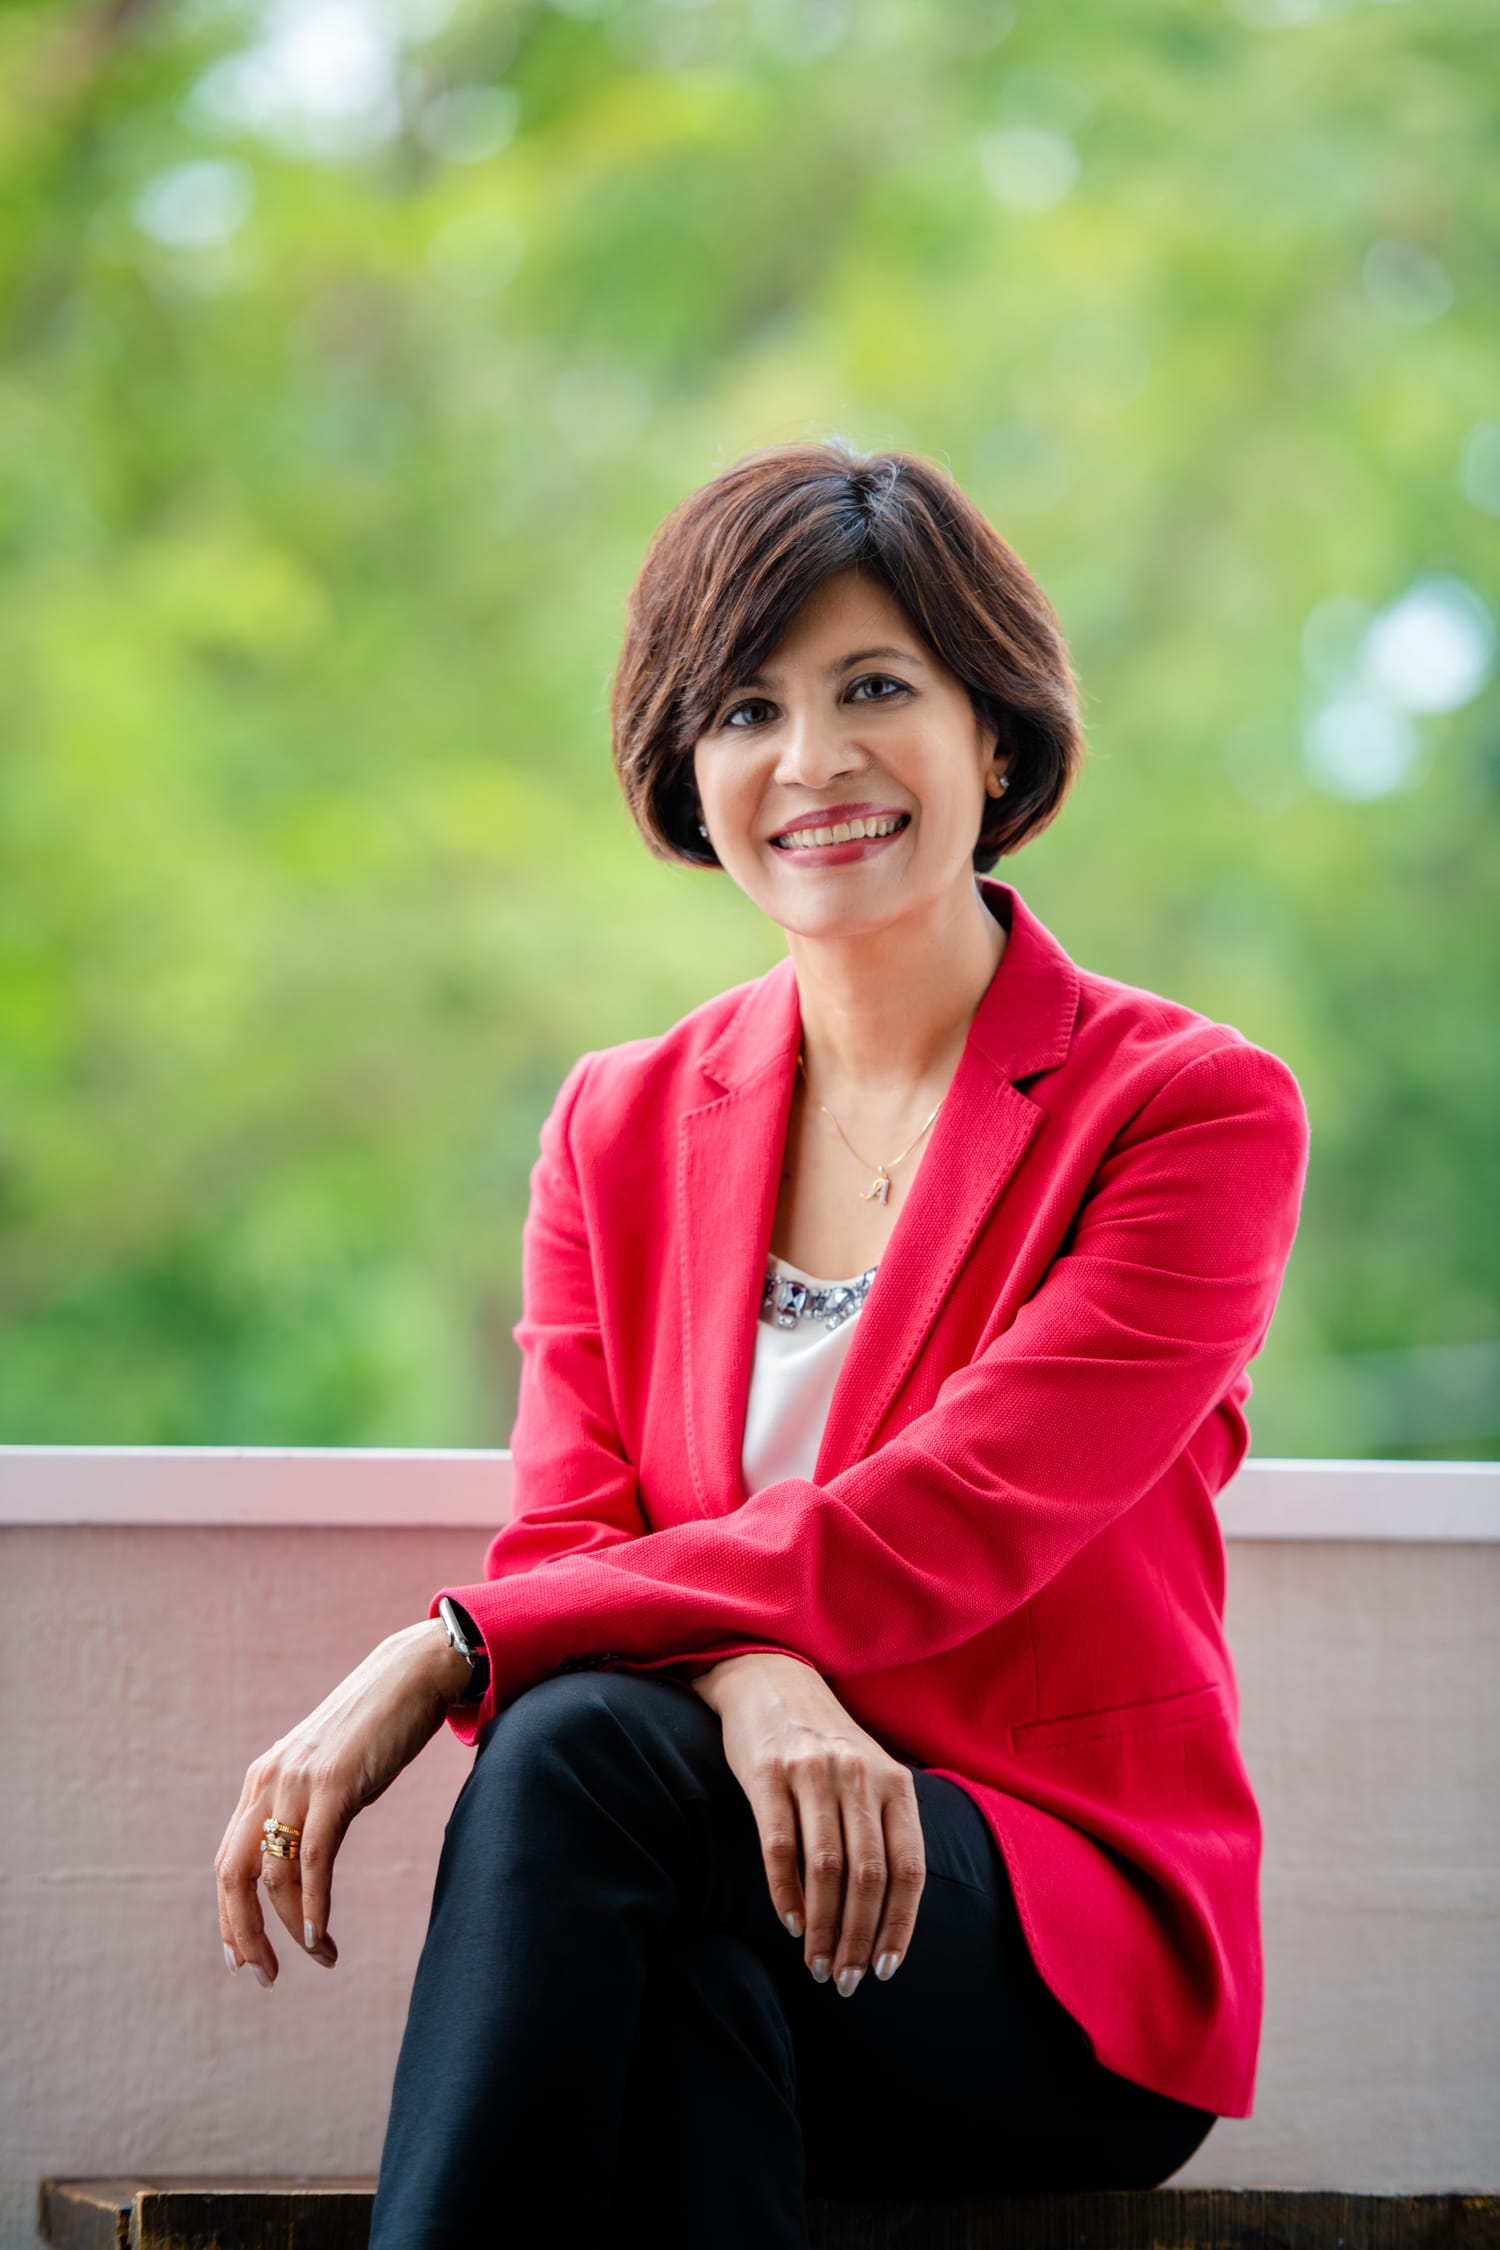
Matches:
[2,1452,1496,2250]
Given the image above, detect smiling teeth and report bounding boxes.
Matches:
[775,815,906,851]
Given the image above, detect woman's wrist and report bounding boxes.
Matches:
[690,1650,808,1712]
[406,1616,477,1706]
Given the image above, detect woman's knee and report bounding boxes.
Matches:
[466,1665,721,1811]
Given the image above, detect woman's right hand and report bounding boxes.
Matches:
[215,1618,472,1986]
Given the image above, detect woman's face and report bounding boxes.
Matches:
[691,568,1008,940]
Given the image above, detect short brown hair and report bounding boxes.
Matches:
[610,438,1087,875]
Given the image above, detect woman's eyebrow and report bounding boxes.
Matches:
[738,645,925,691]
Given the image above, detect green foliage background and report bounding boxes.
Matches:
[1,0,1495,1456]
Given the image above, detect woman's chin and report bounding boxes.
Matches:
[758,871,934,946]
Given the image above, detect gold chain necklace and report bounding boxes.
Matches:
[796,1051,944,1206]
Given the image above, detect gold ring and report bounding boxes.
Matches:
[261,1816,302,1861]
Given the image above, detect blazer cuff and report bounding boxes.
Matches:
[587,1643,822,1684]
[425,1595,819,1747]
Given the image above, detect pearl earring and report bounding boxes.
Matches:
[985,770,1010,798]
[698,822,708,837]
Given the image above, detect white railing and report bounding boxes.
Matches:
[2,1445,1496,1535]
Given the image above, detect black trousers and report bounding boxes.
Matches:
[367,1668,1217,2249]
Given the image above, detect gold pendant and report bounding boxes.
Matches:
[862,1169,891,1205]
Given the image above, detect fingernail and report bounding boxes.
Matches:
[783,1910,804,1940]
[251,1964,273,1988]
[810,1955,831,1983]
[875,1950,902,1981]
[304,1921,318,1951]
[223,1944,240,1975]
[836,1965,864,1998]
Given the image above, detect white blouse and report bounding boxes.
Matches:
[740,1251,880,1497]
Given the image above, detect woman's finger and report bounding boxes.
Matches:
[794,1761,847,1987]
[743,1760,806,1942]
[869,1777,925,1981]
[215,1799,251,1977]
[294,1797,349,1963]
[831,1771,889,1994]
[256,1785,325,1971]
[217,1787,277,1984]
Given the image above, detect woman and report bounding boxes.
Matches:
[215,442,1311,2247]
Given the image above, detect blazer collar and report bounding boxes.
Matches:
[676,879,1082,1514]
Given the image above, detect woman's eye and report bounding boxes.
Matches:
[720,677,907,729]
[722,698,773,729]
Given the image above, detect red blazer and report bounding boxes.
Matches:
[432,875,1311,2119]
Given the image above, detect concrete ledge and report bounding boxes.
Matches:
[36,2176,1500,2249]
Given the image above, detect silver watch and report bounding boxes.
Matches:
[437,1597,490,1705]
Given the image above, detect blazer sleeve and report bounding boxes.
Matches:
[480,1050,643,1578]
[463,1048,815,1688]
[433,1037,1311,1746]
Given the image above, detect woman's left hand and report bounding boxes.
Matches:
[690,1652,925,1998]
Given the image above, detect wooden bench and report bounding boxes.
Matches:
[38,2176,1500,2248]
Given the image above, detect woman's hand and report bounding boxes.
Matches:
[215,1618,472,1986]
[691,1653,925,1998]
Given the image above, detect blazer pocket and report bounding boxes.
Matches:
[1011,1680,1225,1755]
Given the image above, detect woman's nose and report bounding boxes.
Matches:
[773,708,867,787]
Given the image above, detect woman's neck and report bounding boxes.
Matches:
[784,881,1008,1102]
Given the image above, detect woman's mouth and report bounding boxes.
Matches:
[770,812,911,864]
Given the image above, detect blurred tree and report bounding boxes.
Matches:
[0,0,1495,1455]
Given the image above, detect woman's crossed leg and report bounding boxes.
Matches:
[368,1667,1215,2250]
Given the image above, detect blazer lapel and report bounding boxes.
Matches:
[677,955,802,1519]
[677,879,1081,1517]
[814,1064,1042,1481]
